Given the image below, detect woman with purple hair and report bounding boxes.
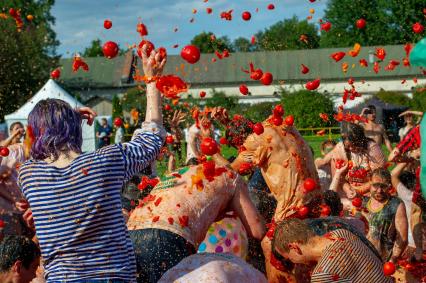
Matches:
[17,45,166,282]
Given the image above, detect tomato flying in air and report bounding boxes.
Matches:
[352,197,362,208]
[206,8,213,14]
[51,69,61,79]
[412,22,424,34]
[104,19,112,29]
[137,40,155,58]
[72,56,89,72]
[164,104,171,111]
[137,22,148,36]
[320,205,331,216]
[242,11,251,21]
[272,116,283,126]
[181,45,200,64]
[373,62,380,74]
[155,75,188,99]
[102,41,119,59]
[199,91,206,98]
[330,52,346,62]
[335,159,345,169]
[375,48,386,61]
[297,206,309,218]
[219,137,228,145]
[356,18,366,29]
[200,137,219,156]
[253,122,264,135]
[301,64,310,74]
[267,4,275,10]
[284,115,294,126]
[383,262,396,276]
[238,162,253,175]
[239,84,249,95]
[320,22,332,32]
[113,117,123,127]
[242,63,263,81]
[0,147,9,157]
[166,135,174,144]
[305,79,321,90]
[273,104,285,117]
[260,72,273,85]
[303,178,316,192]
[319,113,329,123]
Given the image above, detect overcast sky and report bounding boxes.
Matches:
[51,0,329,57]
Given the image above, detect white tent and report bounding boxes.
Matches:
[4,79,96,152]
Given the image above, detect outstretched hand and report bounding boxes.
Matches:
[141,45,166,78]
[77,107,97,126]
[169,110,186,129]
[211,107,230,125]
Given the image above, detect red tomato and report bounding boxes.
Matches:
[200,137,219,156]
[305,79,321,90]
[301,64,310,74]
[166,135,174,144]
[267,4,275,10]
[0,219,4,228]
[137,40,155,58]
[383,262,396,276]
[9,8,17,17]
[413,22,424,34]
[272,116,283,126]
[50,69,61,79]
[0,147,9,157]
[260,72,273,85]
[239,84,249,95]
[273,104,284,117]
[242,11,251,21]
[303,178,316,192]
[137,22,148,36]
[199,91,206,98]
[320,205,331,216]
[206,8,213,14]
[219,137,228,145]
[113,117,123,127]
[253,122,264,135]
[156,75,188,99]
[335,159,345,169]
[250,69,263,81]
[330,52,346,62]
[298,206,309,218]
[238,162,253,175]
[375,48,386,61]
[203,160,216,179]
[320,22,332,32]
[181,45,200,64]
[104,19,112,29]
[102,41,119,59]
[356,18,366,29]
[164,104,171,111]
[352,197,362,208]
[158,47,167,62]
[348,77,355,85]
[284,115,294,126]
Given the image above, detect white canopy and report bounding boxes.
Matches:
[4,79,96,152]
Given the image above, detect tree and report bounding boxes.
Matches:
[374,89,412,107]
[82,39,103,57]
[190,31,234,53]
[232,37,257,52]
[320,0,425,48]
[411,86,426,111]
[204,90,238,110]
[280,89,336,128]
[0,0,59,121]
[255,16,320,51]
[111,95,123,120]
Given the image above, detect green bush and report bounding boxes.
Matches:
[233,102,275,122]
[411,86,426,111]
[280,89,336,128]
[112,95,123,120]
[374,89,412,107]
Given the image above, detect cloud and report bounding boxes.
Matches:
[51,0,329,57]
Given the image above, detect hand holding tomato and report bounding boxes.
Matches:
[141,45,167,78]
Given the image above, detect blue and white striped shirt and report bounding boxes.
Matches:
[19,124,164,282]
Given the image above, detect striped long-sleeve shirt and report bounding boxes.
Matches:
[18,123,165,282]
[311,229,393,283]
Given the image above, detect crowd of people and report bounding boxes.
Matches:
[0,46,424,283]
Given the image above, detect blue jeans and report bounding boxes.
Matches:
[129,228,195,283]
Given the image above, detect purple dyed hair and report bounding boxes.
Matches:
[28,99,83,160]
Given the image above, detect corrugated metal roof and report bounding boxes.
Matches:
[59,44,423,88]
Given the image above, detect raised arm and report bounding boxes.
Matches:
[390,163,406,190]
[382,128,393,153]
[391,202,408,263]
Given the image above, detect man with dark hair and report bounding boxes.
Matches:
[0,122,25,147]
[96,117,112,148]
[362,168,408,262]
[272,218,392,283]
[0,235,40,283]
[359,105,393,152]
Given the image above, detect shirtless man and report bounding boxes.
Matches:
[127,165,265,283]
[359,105,393,152]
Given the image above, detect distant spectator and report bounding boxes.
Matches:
[0,235,40,283]
[316,140,336,190]
[398,110,423,141]
[359,105,393,152]
[0,122,25,147]
[114,118,125,144]
[96,118,112,148]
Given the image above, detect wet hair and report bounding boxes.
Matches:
[367,105,376,112]
[272,218,315,253]
[225,116,254,148]
[323,191,343,216]
[371,168,391,184]
[345,123,371,150]
[28,99,82,161]
[186,157,199,166]
[9,122,24,132]
[399,171,416,191]
[320,140,336,152]
[0,236,40,272]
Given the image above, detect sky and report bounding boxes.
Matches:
[51,0,329,57]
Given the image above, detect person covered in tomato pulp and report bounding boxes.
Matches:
[17,45,167,282]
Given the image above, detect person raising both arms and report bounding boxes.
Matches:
[17,44,166,282]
